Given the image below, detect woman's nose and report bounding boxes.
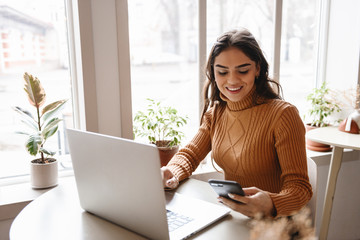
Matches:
[227,72,240,84]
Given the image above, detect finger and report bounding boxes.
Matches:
[243,187,260,196]
[218,197,251,216]
[228,193,249,204]
[165,176,179,189]
[217,196,235,206]
[218,197,253,218]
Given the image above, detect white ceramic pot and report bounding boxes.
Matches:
[30,158,58,189]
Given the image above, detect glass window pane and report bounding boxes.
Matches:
[0,0,73,179]
[128,0,199,144]
[207,0,274,68]
[280,0,319,117]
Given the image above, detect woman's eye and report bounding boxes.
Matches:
[239,70,249,74]
[218,71,227,76]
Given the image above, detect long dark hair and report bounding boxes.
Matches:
[201,29,282,123]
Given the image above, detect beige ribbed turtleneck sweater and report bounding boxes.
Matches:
[167,87,312,217]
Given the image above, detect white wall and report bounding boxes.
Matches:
[325,0,360,91]
[312,150,360,240]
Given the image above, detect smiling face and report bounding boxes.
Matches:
[214,47,260,102]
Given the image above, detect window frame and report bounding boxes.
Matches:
[68,0,133,139]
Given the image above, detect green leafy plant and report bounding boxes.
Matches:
[133,99,188,148]
[306,82,341,127]
[13,72,68,163]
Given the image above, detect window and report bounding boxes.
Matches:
[207,0,274,65]
[0,0,327,182]
[280,0,319,117]
[207,0,320,119]
[0,0,73,180]
[128,0,199,143]
[127,0,322,165]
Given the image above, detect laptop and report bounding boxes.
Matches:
[66,129,230,240]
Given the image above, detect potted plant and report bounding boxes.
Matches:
[13,72,67,189]
[305,81,341,151]
[133,98,188,166]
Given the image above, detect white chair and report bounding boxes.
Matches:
[307,156,318,227]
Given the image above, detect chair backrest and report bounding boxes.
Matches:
[307,157,318,227]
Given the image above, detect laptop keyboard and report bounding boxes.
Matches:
[166,210,194,232]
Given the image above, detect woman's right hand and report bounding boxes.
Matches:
[161,166,179,189]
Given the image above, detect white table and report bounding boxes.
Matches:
[10,178,250,240]
[306,127,360,240]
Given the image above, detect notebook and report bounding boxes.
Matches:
[66,128,230,240]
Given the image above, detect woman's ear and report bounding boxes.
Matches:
[256,64,260,77]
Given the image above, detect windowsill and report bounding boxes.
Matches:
[0,149,338,223]
[0,154,73,187]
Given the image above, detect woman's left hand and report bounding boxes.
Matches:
[218,187,275,218]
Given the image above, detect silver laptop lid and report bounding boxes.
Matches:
[66,128,170,240]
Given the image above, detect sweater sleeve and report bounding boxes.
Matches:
[166,109,213,181]
[269,105,313,217]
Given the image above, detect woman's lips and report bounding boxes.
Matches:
[226,86,243,93]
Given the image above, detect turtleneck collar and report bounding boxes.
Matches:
[219,86,258,111]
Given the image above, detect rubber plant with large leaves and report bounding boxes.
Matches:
[13,72,67,163]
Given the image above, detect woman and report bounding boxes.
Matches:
[161,29,312,218]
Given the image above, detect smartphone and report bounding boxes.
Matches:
[208,179,245,199]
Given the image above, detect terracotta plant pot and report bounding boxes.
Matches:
[338,118,360,134]
[157,145,179,167]
[305,124,332,152]
[338,109,360,134]
[30,158,58,189]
